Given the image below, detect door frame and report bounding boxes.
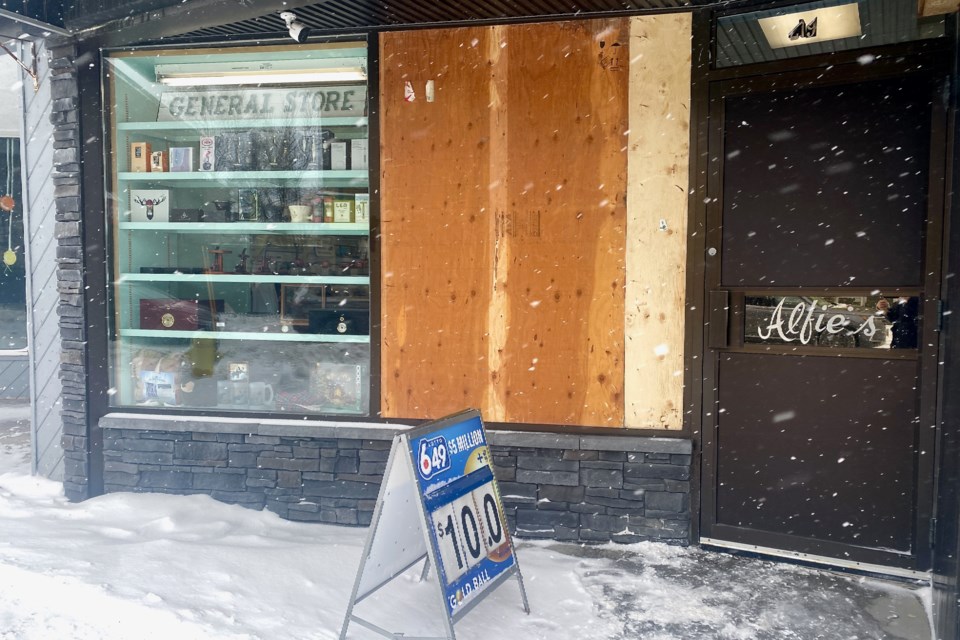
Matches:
[694,45,952,572]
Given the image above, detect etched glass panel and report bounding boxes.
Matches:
[745,295,919,349]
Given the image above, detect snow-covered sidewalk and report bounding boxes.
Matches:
[0,405,932,639]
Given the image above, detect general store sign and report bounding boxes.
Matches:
[157,86,367,121]
[340,409,528,640]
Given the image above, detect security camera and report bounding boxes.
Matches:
[280,11,311,43]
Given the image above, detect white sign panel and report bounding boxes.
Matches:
[759,4,862,49]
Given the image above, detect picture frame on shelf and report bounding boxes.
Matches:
[169,147,194,172]
[237,189,260,221]
[129,189,170,222]
[312,363,363,412]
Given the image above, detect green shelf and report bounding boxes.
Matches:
[118,170,367,186]
[120,329,369,343]
[118,221,368,235]
[118,273,370,285]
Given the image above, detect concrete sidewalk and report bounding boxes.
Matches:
[542,542,931,640]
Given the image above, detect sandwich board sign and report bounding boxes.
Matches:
[339,409,529,639]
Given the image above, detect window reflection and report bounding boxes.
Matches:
[0,137,26,351]
[745,295,919,349]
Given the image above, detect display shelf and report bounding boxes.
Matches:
[117,273,370,285]
[117,117,368,131]
[120,328,369,343]
[106,41,372,415]
[118,170,367,186]
[118,221,368,235]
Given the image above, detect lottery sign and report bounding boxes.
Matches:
[409,410,520,618]
[417,435,451,480]
[340,409,528,640]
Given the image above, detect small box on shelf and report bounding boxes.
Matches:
[333,199,353,223]
[150,150,168,172]
[350,139,368,170]
[130,142,151,172]
[354,194,369,224]
[140,299,199,330]
[199,136,215,171]
[330,141,348,170]
[170,208,202,223]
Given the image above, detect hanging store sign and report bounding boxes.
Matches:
[157,86,367,121]
[339,409,529,640]
[758,4,862,49]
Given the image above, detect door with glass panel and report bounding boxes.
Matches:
[700,68,946,572]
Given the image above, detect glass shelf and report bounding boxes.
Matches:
[118,222,368,235]
[118,170,367,186]
[120,329,369,343]
[117,273,370,285]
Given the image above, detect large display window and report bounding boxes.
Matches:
[103,41,371,415]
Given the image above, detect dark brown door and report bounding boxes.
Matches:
[701,67,947,572]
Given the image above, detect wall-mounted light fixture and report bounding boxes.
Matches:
[155,57,367,87]
[758,3,861,49]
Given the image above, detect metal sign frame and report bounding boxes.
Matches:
[339,409,529,640]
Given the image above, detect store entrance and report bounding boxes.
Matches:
[699,68,946,572]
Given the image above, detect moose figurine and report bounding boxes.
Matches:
[134,194,167,220]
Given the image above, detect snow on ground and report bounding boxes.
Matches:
[0,406,932,639]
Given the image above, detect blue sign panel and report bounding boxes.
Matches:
[409,411,516,617]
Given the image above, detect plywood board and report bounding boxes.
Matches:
[381,20,628,426]
[498,20,628,426]
[379,28,496,419]
[624,14,692,429]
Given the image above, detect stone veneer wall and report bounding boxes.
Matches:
[49,39,90,501]
[100,414,692,544]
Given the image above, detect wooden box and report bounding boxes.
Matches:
[130,142,151,172]
[139,299,199,331]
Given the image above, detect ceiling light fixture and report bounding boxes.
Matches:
[155,58,367,87]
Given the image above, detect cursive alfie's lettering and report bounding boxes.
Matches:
[757,299,878,344]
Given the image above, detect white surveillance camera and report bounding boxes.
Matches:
[280,11,311,43]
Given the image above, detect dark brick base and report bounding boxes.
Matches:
[100,414,692,544]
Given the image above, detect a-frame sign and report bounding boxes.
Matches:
[339,409,529,639]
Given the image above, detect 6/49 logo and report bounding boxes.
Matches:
[418,436,451,480]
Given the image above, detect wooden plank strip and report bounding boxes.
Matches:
[485,25,510,422]
[497,19,628,426]
[624,14,692,429]
[379,27,496,419]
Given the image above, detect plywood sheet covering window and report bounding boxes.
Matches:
[624,14,692,429]
[380,20,628,426]
[380,28,496,418]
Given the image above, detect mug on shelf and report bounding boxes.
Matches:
[288,205,311,223]
[250,382,274,406]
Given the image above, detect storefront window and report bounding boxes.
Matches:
[0,138,26,351]
[103,42,371,415]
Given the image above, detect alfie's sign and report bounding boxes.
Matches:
[157,86,367,121]
[757,298,878,345]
